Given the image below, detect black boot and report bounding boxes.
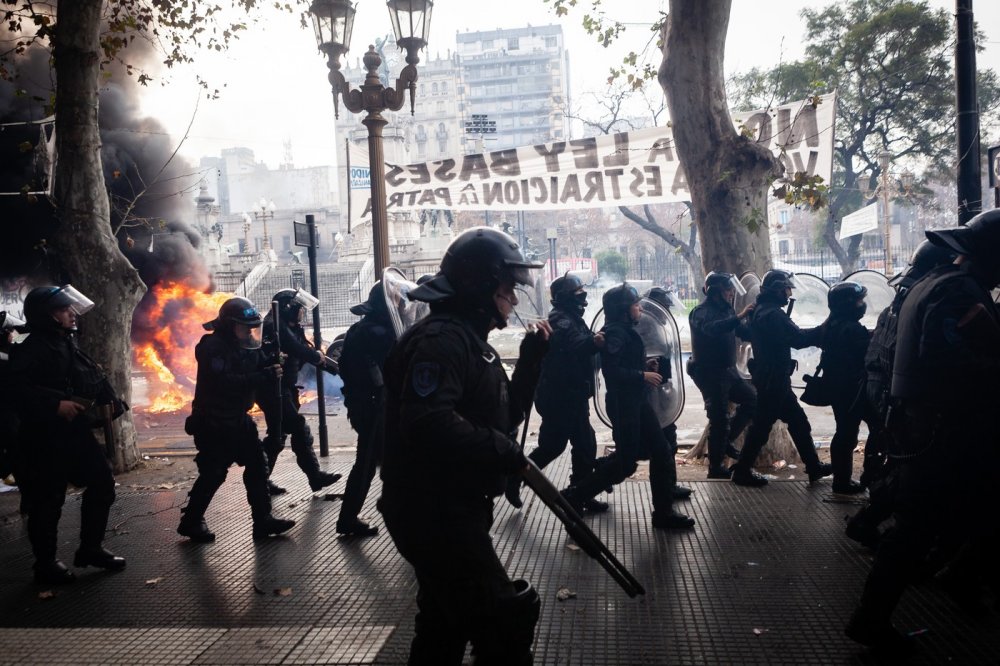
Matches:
[34,559,76,585]
[74,546,126,570]
[808,462,834,485]
[177,513,216,543]
[267,480,287,496]
[581,497,609,513]
[732,468,769,487]
[707,465,733,480]
[308,471,342,492]
[672,485,693,500]
[336,518,379,537]
[252,515,296,541]
[652,510,695,530]
[504,476,524,509]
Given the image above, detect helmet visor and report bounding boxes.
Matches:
[508,264,539,288]
[789,273,806,291]
[726,275,747,296]
[292,288,320,311]
[60,285,95,315]
[235,323,263,350]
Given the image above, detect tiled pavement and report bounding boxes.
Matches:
[2,454,998,665]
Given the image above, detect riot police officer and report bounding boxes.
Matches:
[505,273,607,512]
[177,298,295,543]
[732,270,832,487]
[336,282,396,537]
[846,241,956,547]
[687,272,757,479]
[818,282,876,495]
[846,211,1000,650]
[258,288,340,495]
[10,286,124,584]
[563,283,695,530]
[378,227,550,665]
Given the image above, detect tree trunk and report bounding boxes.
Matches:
[51,0,146,471]
[662,0,802,464]
[660,0,781,279]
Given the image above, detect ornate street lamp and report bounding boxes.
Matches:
[253,197,277,252]
[310,0,433,275]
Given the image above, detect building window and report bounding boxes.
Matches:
[282,235,291,251]
[432,82,439,95]
[441,81,447,95]
[778,239,789,255]
[483,39,494,49]
[508,37,519,50]
[436,101,445,113]
[545,36,558,48]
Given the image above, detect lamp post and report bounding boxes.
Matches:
[241,213,252,255]
[858,150,913,275]
[310,0,432,276]
[253,197,277,252]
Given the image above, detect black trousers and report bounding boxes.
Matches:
[736,375,821,473]
[259,388,321,481]
[187,415,271,523]
[691,366,756,468]
[339,403,383,526]
[380,498,538,666]
[830,383,879,487]
[529,403,596,487]
[572,393,675,514]
[18,424,115,562]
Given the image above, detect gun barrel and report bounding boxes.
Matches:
[520,461,645,597]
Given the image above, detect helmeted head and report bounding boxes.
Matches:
[703,271,746,302]
[828,281,868,320]
[550,273,586,316]
[760,269,795,305]
[645,287,676,313]
[271,288,320,325]
[602,282,641,323]
[205,297,263,349]
[925,209,1000,287]
[23,285,95,333]
[409,226,542,329]
[350,282,389,319]
[888,239,957,289]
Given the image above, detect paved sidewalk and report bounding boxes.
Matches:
[1,454,997,665]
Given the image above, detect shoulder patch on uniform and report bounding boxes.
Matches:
[412,361,440,397]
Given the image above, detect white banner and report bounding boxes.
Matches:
[347,93,835,226]
[839,202,880,240]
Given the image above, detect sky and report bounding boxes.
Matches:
[139,0,1000,172]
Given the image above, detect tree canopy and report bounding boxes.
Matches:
[728,0,1000,273]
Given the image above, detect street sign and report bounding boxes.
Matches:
[293,220,311,248]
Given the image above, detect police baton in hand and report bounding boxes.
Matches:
[519,459,646,598]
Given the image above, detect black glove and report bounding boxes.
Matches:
[518,330,550,369]
[495,436,528,475]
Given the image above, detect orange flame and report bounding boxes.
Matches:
[133,281,232,413]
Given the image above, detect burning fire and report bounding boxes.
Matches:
[133,280,232,413]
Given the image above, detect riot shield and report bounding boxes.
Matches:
[843,269,894,329]
[734,272,761,379]
[382,267,430,338]
[787,273,829,389]
[590,298,685,428]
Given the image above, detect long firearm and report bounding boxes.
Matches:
[271,301,283,440]
[515,409,645,598]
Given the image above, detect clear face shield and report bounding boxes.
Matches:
[235,323,263,350]
[292,288,320,311]
[59,285,95,315]
[726,274,748,297]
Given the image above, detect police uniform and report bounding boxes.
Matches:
[849,261,1000,643]
[379,310,543,665]
[688,296,756,475]
[734,285,828,483]
[178,299,295,542]
[563,284,692,529]
[818,305,876,492]
[337,287,396,536]
[11,296,121,583]
[258,309,339,492]
[530,306,599,486]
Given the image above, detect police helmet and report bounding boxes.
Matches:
[828,281,868,316]
[925,209,1000,261]
[272,288,319,322]
[550,273,584,305]
[888,240,957,288]
[645,287,676,311]
[205,297,262,333]
[411,227,543,305]
[23,285,95,331]
[761,269,795,294]
[350,282,387,317]
[602,282,640,321]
